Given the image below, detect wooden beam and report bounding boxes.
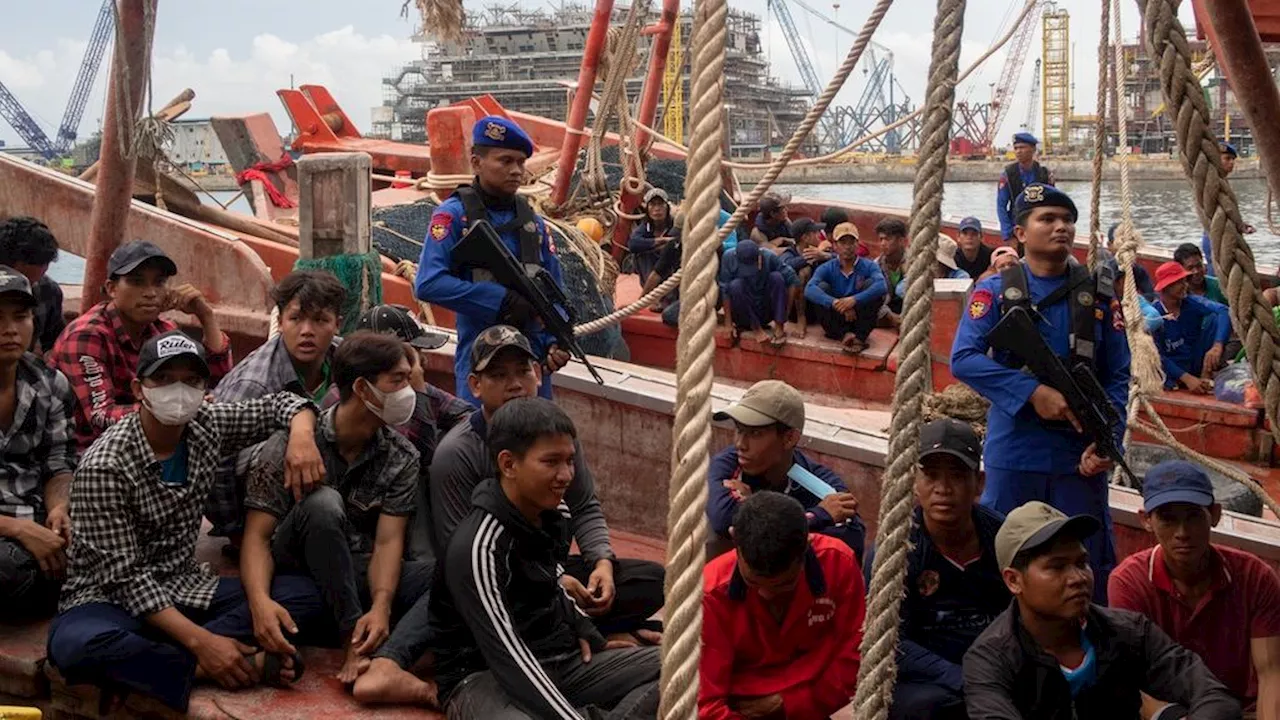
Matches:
[296,152,371,260]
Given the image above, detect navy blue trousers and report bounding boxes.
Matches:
[726,273,787,330]
[981,467,1116,604]
[47,575,324,711]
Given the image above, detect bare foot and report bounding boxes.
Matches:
[634,628,663,645]
[337,645,365,684]
[769,326,788,347]
[352,658,440,706]
[788,321,807,339]
[751,328,770,345]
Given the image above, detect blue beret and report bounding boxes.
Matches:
[1220,141,1238,158]
[472,116,534,157]
[1012,132,1039,146]
[1014,183,1077,224]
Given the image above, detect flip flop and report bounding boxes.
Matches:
[259,651,306,688]
[841,337,867,355]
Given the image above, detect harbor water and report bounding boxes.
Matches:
[48,179,1279,287]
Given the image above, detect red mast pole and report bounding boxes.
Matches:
[550,0,617,207]
[82,0,153,311]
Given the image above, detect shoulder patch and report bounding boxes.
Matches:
[429,211,452,242]
[969,288,994,320]
[1111,298,1125,331]
[998,174,1007,187]
[545,224,557,254]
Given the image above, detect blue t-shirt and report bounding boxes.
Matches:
[159,440,190,487]
[804,257,887,308]
[1152,294,1231,382]
[1060,631,1098,698]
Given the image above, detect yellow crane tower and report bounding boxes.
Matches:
[1041,3,1070,153]
[662,16,684,143]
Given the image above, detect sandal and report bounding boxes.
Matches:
[841,337,867,355]
[258,651,306,688]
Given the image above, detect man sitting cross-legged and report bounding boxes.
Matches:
[242,331,428,683]
[47,331,327,713]
[699,492,866,720]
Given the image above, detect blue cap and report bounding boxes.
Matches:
[1013,132,1039,146]
[1014,183,1078,225]
[735,238,760,265]
[472,116,534,157]
[1220,141,1238,158]
[1142,460,1216,513]
[959,216,982,233]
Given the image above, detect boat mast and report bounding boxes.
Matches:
[82,0,154,311]
[550,0,618,207]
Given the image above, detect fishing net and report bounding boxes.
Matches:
[568,145,690,202]
[372,199,439,263]
[294,250,383,335]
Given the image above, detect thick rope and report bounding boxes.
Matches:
[1137,0,1280,449]
[573,0,899,337]
[852,0,965,716]
[403,0,465,44]
[657,0,726,713]
[1086,0,1111,269]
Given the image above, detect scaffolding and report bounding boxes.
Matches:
[661,16,683,144]
[1041,4,1070,153]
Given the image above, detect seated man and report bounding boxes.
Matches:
[52,240,233,452]
[47,331,326,713]
[1102,224,1154,297]
[209,270,346,545]
[805,222,886,355]
[1110,460,1280,718]
[243,331,428,683]
[783,217,831,338]
[963,501,1240,720]
[1152,261,1231,394]
[954,217,992,279]
[368,398,661,716]
[700,492,865,720]
[719,239,799,347]
[876,217,909,327]
[1174,243,1228,305]
[0,216,65,353]
[0,268,76,617]
[707,379,865,562]
[628,188,679,284]
[895,235,971,302]
[867,419,1009,720]
[750,190,794,250]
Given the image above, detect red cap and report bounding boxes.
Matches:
[1154,261,1192,292]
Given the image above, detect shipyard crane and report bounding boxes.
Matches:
[0,0,114,160]
[982,0,1044,152]
[766,0,844,148]
[1022,57,1041,135]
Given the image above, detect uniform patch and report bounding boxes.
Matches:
[429,211,452,242]
[918,569,940,598]
[969,288,994,320]
[1111,298,1125,331]
[1004,286,1024,302]
[484,121,507,142]
[1024,184,1045,202]
[1078,291,1094,307]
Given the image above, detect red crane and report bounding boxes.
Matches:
[981,0,1044,154]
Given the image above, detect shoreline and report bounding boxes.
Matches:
[738,157,1261,185]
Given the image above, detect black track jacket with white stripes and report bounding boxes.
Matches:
[430,478,606,717]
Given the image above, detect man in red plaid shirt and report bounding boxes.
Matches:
[51,240,232,452]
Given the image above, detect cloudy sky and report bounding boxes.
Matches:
[0,0,1198,149]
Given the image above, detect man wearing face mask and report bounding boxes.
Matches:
[241,331,427,685]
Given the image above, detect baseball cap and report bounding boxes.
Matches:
[991,246,1018,263]
[357,304,449,350]
[936,235,960,270]
[791,217,825,237]
[0,265,37,308]
[108,240,178,278]
[643,187,670,205]
[735,239,761,265]
[1142,460,1216,513]
[918,418,981,470]
[137,330,210,379]
[1154,261,1192,292]
[832,222,860,242]
[959,217,982,233]
[995,501,1101,570]
[470,324,537,373]
[1220,141,1238,158]
[713,379,805,432]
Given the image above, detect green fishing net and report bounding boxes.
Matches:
[294,250,384,335]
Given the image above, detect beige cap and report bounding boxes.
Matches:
[832,222,860,242]
[713,380,805,432]
[995,501,1101,570]
[936,234,960,270]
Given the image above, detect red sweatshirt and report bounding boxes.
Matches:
[699,533,865,720]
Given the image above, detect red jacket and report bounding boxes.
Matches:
[699,533,865,720]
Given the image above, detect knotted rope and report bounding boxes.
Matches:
[657,0,726,714]
[852,0,965,716]
[236,154,297,209]
[1086,0,1111,270]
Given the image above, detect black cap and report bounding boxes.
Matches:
[357,304,449,350]
[470,325,537,373]
[108,240,178,278]
[0,265,37,308]
[918,418,982,470]
[791,217,825,237]
[137,330,210,379]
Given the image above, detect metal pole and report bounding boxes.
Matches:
[1198,0,1280,199]
[82,0,151,311]
[549,0,617,207]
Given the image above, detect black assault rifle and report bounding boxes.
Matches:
[987,305,1141,489]
[453,219,606,385]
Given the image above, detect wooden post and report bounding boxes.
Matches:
[297,152,372,260]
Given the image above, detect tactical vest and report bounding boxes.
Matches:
[1002,162,1052,206]
[997,260,1115,369]
[454,184,544,273]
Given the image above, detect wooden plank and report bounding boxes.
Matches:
[296,152,372,260]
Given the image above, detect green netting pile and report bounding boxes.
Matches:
[294,250,383,334]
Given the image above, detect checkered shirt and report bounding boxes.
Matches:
[59,391,313,616]
[0,354,77,520]
[50,302,234,452]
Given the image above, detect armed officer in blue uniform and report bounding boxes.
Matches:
[996,132,1055,243]
[951,183,1130,603]
[415,116,570,404]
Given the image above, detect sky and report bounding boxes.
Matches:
[0,0,1198,150]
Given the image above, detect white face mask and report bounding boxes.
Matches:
[363,381,416,426]
[141,382,205,426]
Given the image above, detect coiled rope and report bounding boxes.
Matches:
[852,0,966,716]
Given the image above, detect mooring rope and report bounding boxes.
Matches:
[1086,0,1111,270]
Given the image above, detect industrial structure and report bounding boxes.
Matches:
[1040,3,1070,151]
[374,4,812,158]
